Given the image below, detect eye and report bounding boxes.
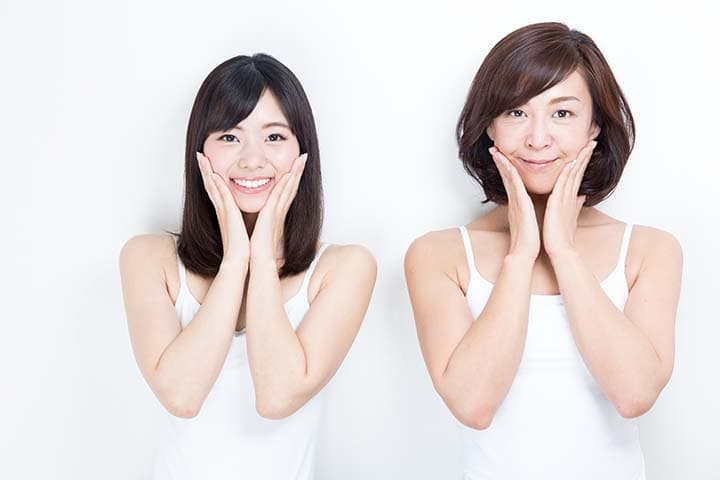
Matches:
[267,133,286,142]
[219,134,238,142]
[506,109,526,118]
[553,110,573,119]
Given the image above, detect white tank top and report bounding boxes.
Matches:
[457,224,646,480]
[152,242,329,480]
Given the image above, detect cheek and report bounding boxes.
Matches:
[557,125,593,156]
[268,142,300,175]
[202,141,235,170]
[490,122,524,150]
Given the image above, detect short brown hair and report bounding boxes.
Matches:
[456,22,635,206]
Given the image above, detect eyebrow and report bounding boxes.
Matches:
[549,96,581,105]
[231,121,291,131]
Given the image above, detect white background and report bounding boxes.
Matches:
[2,0,718,478]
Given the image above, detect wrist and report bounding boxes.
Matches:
[249,255,281,272]
[547,246,580,264]
[503,252,536,270]
[219,257,249,277]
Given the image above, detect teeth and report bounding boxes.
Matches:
[233,178,271,189]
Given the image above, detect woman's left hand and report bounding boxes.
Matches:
[543,140,596,259]
[249,153,308,264]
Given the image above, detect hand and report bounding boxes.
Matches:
[249,153,308,264]
[196,152,250,265]
[489,147,541,261]
[543,140,597,259]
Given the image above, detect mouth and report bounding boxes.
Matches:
[231,176,274,194]
[519,157,558,171]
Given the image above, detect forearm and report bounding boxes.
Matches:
[441,254,533,427]
[246,258,309,418]
[154,260,248,416]
[551,249,664,416]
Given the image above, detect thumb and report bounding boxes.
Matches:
[576,195,587,213]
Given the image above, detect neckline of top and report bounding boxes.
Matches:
[460,223,632,303]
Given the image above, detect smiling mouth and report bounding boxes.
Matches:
[521,158,557,165]
[232,177,273,189]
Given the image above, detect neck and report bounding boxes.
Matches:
[528,193,549,231]
[242,212,258,236]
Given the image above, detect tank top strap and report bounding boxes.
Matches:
[174,237,188,289]
[617,223,634,270]
[299,243,329,294]
[458,226,478,275]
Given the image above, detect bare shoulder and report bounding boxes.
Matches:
[309,244,377,296]
[630,224,683,264]
[405,228,467,284]
[119,233,176,278]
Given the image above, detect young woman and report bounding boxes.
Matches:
[120,54,376,479]
[405,23,682,479]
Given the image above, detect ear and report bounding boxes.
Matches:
[486,123,495,142]
[589,122,600,140]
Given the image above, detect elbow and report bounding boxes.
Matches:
[162,394,202,419]
[615,393,657,419]
[457,406,495,431]
[255,393,301,420]
[449,397,496,430]
[154,377,204,419]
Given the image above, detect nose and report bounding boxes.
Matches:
[525,116,552,150]
[237,138,266,170]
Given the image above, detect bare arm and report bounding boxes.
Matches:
[246,245,376,419]
[120,235,248,418]
[550,227,682,418]
[405,232,534,430]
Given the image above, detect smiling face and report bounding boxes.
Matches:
[202,89,301,213]
[486,70,600,195]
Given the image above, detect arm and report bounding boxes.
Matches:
[404,232,534,430]
[245,245,376,419]
[550,228,682,418]
[120,235,248,418]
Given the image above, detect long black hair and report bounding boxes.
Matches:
[175,53,323,278]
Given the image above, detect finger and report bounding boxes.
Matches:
[576,195,587,214]
[489,147,516,198]
[197,152,221,207]
[550,158,576,203]
[569,140,596,195]
[279,153,307,211]
[264,171,293,214]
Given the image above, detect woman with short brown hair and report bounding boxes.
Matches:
[405,23,681,479]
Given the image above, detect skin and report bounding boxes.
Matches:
[120,90,377,419]
[405,70,683,429]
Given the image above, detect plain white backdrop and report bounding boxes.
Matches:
[2,0,718,478]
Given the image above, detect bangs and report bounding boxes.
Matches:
[494,42,581,113]
[204,64,267,134]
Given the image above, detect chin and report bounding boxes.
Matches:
[232,197,268,214]
[518,176,556,196]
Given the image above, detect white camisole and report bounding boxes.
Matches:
[457,224,646,480]
[152,243,329,480]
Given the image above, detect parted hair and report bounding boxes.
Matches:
[175,53,323,278]
[457,22,635,206]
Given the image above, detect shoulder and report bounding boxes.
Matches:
[630,224,683,266]
[405,228,464,271]
[119,234,177,277]
[316,243,376,276]
[308,243,377,301]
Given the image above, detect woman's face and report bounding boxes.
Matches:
[487,70,600,195]
[202,89,301,213]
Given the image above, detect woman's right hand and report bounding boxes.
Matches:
[489,147,540,261]
[196,152,250,266]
